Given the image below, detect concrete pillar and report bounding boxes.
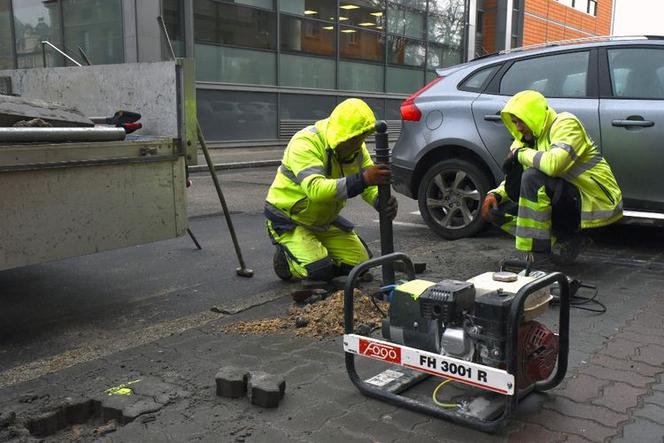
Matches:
[467,0,477,60]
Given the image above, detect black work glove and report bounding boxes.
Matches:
[384,195,398,220]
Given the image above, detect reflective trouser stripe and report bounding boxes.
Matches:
[516,170,554,253]
[266,220,369,279]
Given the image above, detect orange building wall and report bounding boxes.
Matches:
[522,0,613,46]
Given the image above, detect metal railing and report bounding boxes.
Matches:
[41,40,82,67]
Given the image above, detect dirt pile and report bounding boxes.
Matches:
[222,289,387,338]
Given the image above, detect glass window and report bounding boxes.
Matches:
[608,48,664,99]
[338,1,385,29]
[62,0,123,65]
[13,0,63,68]
[340,27,384,62]
[281,15,335,56]
[195,1,275,50]
[226,0,274,9]
[280,94,336,120]
[386,66,424,93]
[385,99,402,120]
[387,0,426,39]
[0,0,12,69]
[388,36,425,67]
[460,65,500,91]
[427,43,462,69]
[197,89,277,141]
[339,60,384,92]
[280,0,336,20]
[280,53,335,89]
[195,44,276,85]
[427,0,465,46]
[163,0,185,57]
[499,51,589,97]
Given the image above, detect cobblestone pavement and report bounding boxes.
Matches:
[2,233,664,443]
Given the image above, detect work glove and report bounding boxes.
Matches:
[384,195,398,220]
[481,193,499,222]
[362,164,391,186]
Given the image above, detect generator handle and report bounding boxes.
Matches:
[344,252,415,335]
[506,272,570,411]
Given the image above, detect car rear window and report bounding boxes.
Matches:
[499,51,590,98]
[608,48,664,99]
[459,65,500,92]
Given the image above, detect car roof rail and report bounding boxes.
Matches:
[497,35,662,55]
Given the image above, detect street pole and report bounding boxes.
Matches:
[374,120,395,285]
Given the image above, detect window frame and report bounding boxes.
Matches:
[485,48,598,99]
[457,62,503,92]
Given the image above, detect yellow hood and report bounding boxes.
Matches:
[324,98,376,149]
[501,90,557,141]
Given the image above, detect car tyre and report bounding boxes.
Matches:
[417,158,492,240]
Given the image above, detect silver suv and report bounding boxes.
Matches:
[391,36,664,239]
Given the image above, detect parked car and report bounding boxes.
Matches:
[391,36,664,239]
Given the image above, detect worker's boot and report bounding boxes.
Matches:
[273,247,292,281]
[552,234,592,266]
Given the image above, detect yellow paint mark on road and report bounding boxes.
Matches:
[105,379,141,396]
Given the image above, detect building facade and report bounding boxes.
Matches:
[0,0,613,147]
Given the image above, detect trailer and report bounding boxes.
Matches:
[0,60,197,271]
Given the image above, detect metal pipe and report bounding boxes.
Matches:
[157,16,177,61]
[0,127,125,143]
[374,120,395,285]
[78,46,92,65]
[40,41,82,67]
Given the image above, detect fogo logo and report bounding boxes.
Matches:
[359,339,401,364]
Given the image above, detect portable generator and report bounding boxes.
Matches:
[343,252,570,432]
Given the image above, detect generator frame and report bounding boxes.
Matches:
[343,252,571,432]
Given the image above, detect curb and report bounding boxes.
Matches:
[188,159,280,173]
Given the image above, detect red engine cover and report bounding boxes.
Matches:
[518,321,559,389]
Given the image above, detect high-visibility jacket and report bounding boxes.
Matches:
[265,98,378,230]
[490,90,623,229]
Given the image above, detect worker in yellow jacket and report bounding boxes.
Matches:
[480,90,622,264]
[265,98,397,281]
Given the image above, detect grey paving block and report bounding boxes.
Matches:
[246,371,285,408]
[122,399,163,424]
[613,416,664,443]
[215,367,249,399]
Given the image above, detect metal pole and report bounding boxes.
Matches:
[374,120,395,285]
[197,123,253,278]
[187,228,202,250]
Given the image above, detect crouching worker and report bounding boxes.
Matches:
[481,90,622,265]
[265,98,397,281]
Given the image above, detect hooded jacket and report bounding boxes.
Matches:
[265,98,378,229]
[490,90,623,229]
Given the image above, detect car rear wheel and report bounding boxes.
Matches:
[417,159,491,240]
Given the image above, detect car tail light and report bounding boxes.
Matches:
[400,76,444,122]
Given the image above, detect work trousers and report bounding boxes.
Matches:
[266,220,370,280]
[490,168,581,253]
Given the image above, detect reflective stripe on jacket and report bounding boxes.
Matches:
[490,90,622,229]
[265,98,379,228]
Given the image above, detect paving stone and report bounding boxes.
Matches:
[522,409,616,442]
[631,343,664,367]
[618,331,664,346]
[578,364,652,388]
[633,403,664,425]
[130,378,190,405]
[542,396,627,428]
[122,398,163,424]
[589,354,661,377]
[644,390,664,407]
[98,394,141,424]
[622,324,664,338]
[246,371,285,408]
[508,422,567,443]
[612,416,664,443]
[592,382,643,413]
[553,374,610,403]
[599,338,642,360]
[215,367,249,399]
[25,409,63,438]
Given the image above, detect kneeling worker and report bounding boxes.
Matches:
[481,90,622,264]
[265,98,397,281]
